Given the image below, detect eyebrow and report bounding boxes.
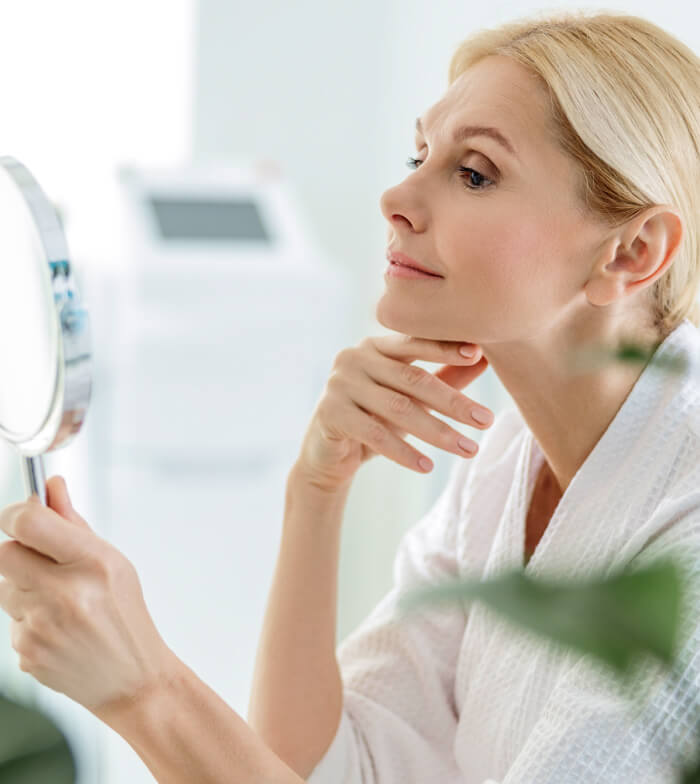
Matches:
[415,117,517,158]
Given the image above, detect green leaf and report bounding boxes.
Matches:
[0,694,76,782]
[398,560,683,676]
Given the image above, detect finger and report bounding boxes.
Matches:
[368,334,483,365]
[347,376,480,459]
[363,353,494,430]
[0,577,25,621]
[46,476,91,530]
[345,405,438,473]
[0,499,96,565]
[0,540,56,590]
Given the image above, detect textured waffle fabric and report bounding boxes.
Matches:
[307,319,700,783]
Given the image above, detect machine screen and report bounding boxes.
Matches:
[149,198,271,241]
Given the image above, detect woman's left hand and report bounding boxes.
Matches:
[0,475,177,717]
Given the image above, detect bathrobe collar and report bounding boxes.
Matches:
[484,319,700,579]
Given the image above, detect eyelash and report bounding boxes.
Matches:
[405,156,494,191]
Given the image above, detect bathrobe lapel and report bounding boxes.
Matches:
[453,320,700,782]
[489,319,700,582]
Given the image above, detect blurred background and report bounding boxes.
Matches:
[0,0,697,781]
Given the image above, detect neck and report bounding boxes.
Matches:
[481,315,663,494]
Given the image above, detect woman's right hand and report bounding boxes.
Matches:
[293,334,494,493]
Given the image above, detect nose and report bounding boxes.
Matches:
[379,178,426,235]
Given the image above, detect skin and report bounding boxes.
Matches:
[377,54,684,502]
[0,477,179,716]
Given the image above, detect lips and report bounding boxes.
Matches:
[386,250,443,277]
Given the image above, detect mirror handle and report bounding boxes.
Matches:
[21,455,46,505]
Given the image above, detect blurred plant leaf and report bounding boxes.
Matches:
[398,560,682,676]
[566,341,688,376]
[681,760,700,783]
[0,694,76,782]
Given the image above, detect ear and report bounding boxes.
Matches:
[585,206,683,308]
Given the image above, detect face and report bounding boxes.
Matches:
[377,55,610,345]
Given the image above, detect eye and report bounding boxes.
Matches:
[405,156,493,191]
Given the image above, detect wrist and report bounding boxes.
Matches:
[287,461,354,498]
[94,652,304,783]
[91,646,184,739]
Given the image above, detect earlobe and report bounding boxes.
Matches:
[584,273,625,308]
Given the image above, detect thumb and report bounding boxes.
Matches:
[45,475,91,529]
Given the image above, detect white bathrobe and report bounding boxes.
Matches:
[307,318,700,784]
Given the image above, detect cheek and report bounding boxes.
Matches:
[442,207,577,337]
[447,213,555,300]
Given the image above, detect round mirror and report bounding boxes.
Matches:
[0,157,91,505]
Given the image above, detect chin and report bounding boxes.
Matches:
[375,296,444,340]
[375,296,413,333]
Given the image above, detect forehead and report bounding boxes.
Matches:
[420,55,555,158]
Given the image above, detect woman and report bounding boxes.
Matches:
[0,9,699,783]
[252,11,700,782]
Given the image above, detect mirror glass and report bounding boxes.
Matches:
[0,165,58,440]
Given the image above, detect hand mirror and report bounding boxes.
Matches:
[0,157,91,505]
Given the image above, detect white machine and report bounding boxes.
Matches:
[85,163,355,782]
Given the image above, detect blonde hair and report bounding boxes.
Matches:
[448,10,700,336]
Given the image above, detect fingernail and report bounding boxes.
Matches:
[458,437,477,454]
[418,457,433,472]
[472,408,493,425]
[459,345,476,357]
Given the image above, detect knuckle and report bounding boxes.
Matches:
[88,548,122,582]
[333,347,354,369]
[367,418,387,445]
[388,392,412,416]
[18,652,34,671]
[13,509,36,540]
[435,418,454,440]
[25,611,59,650]
[17,640,42,671]
[400,362,427,387]
[75,549,118,592]
[447,393,470,421]
[73,583,102,620]
[326,369,344,393]
[100,547,135,589]
[26,606,52,634]
[13,628,38,660]
[316,394,333,423]
[439,339,456,356]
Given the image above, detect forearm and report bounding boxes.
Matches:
[247,464,351,778]
[95,654,303,784]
